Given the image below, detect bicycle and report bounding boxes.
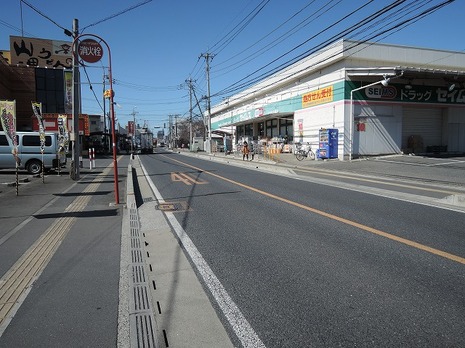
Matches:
[294,142,315,161]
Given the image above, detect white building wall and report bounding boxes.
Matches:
[447,107,465,152]
[294,101,345,159]
[353,103,402,155]
[211,40,465,158]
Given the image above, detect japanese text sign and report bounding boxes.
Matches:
[302,86,333,108]
[78,39,103,64]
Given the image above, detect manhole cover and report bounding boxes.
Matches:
[156,201,190,212]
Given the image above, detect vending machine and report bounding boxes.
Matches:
[318,128,338,159]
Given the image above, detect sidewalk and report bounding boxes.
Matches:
[0,156,128,347]
[174,149,465,188]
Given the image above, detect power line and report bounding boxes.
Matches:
[0,19,35,37]
[213,0,454,102]
[19,0,69,33]
[80,0,153,32]
[213,0,271,56]
[82,66,104,113]
[113,79,184,92]
[213,0,348,79]
[188,0,270,85]
[213,0,411,97]
[213,0,321,71]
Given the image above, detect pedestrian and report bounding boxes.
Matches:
[249,141,255,161]
[242,141,249,160]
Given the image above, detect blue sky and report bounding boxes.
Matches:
[1,0,464,131]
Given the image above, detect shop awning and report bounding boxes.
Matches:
[347,66,465,85]
[233,112,294,126]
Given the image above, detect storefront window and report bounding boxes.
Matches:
[266,119,278,138]
[279,118,293,142]
[245,124,253,137]
[258,122,264,138]
[236,125,244,139]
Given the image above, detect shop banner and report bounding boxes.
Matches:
[302,85,333,108]
[32,102,46,153]
[10,36,72,68]
[57,114,69,154]
[64,70,73,114]
[0,100,19,164]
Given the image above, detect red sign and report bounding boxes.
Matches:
[31,113,90,136]
[128,121,134,136]
[78,39,103,63]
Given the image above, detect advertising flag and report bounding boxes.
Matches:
[64,70,73,114]
[32,102,46,153]
[0,100,19,164]
[57,114,69,154]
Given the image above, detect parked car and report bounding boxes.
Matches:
[0,131,66,174]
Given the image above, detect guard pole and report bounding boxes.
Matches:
[89,148,93,169]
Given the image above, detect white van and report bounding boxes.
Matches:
[0,131,66,174]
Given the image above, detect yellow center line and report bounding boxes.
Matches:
[165,155,465,265]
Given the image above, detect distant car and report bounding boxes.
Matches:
[158,143,165,147]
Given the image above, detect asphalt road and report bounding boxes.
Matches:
[1,150,464,347]
[140,150,465,347]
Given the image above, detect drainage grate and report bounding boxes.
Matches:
[132,249,143,263]
[131,237,142,249]
[132,264,147,284]
[127,202,159,347]
[132,284,151,311]
[156,201,190,212]
[131,313,157,348]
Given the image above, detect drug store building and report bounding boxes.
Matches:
[210,39,465,159]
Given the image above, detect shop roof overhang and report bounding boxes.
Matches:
[212,130,232,136]
[233,112,294,127]
[347,66,465,85]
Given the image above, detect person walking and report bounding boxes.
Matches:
[242,141,250,160]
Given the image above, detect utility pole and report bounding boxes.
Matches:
[102,70,107,154]
[175,114,178,148]
[168,114,180,149]
[186,77,195,150]
[200,52,215,153]
[131,107,138,155]
[72,18,80,180]
[168,114,173,149]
